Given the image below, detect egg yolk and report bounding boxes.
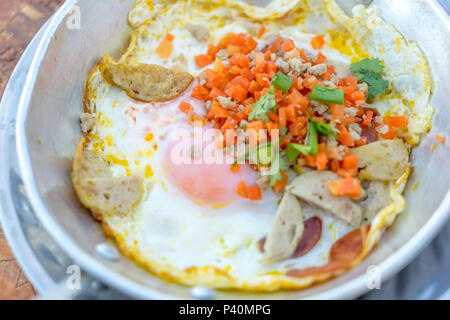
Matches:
[165,140,257,203]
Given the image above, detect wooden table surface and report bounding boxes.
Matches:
[0,0,65,300]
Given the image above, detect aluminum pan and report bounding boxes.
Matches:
[13,0,450,299]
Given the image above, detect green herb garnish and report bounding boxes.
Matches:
[350,58,384,74]
[311,120,338,139]
[310,85,345,104]
[271,71,294,92]
[286,121,318,163]
[248,85,276,122]
[350,58,389,99]
[269,150,289,187]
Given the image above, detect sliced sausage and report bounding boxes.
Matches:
[360,181,391,223]
[72,137,143,219]
[101,57,193,102]
[350,139,409,181]
[290,171,362,228]
[262,191,304,263]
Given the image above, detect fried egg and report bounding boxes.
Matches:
[81,0,433,291]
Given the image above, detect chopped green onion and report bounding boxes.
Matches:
[310,85,344,104]
[313,121,338,139]
[233,142,271,166]
[271,71,294,93]
[257,145,272,165]
[306,121,318,155]
[269,151,288,187]
[287,143,311,163]
[286,121,319,163]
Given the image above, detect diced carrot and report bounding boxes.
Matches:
[383,116,408,128]
[289,118,307,136]
[195,54,213,68]
[255,73,270,87]
[188,111,206,126]
[179,101,193,113]
[227,44,242,55]
[236,54,250,68]
[265,61,278,76]
[345,76,358,88]
[269,36,283,52]
[230,164,241,173]
[209,87,226,100]
[339,86,356,96]
[240,67,255,81]
[229,65,242,75]
[223,128,236,146]
[237,181,248,198]
[303,75,323,90]
[322,65,335,81]
[311,35,325,50]
[278,107,287,127]
[231,76,251,91]
[349,91,366,104]
[436,135,446,145]
[254,52,266,73]
[244,36,258,54]
[299,49,309,63]
[280,135,291,149]
[355,136,368,147]
[221,117,237,131]
[342,154,358,170]
[247,185,262,200]
[207,101,230,119]
[214,58,226,72]
[330,160,340,172]
[305,155,316,168]
[377,124,396,140]
[266,121,279,138]
[327,178,361,200]
[192,85,210,100]
[314,52,327,65]
[225,85,248,102]
[287,88,309,111]
[207,43,218,59]
[326,147,340,160]
[282,39,296,52]
[337,167,358,178]
[362,110,374,126]
[156,36,174,59]
[247,120,265,130]
[338,125,355,147]
[315,151,328,170]
[258,25,266,38]
[267,112,279,122]
[285,105,297,122]
[330,104,345,116]
[273,171,288,192]
[248,80,262,94]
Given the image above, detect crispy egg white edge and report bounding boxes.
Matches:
[81,0,432,290]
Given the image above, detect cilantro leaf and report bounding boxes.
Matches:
[248,86,276,122]
[356,69,389,99]
[351,58,389,100]
[350,58,384,74]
